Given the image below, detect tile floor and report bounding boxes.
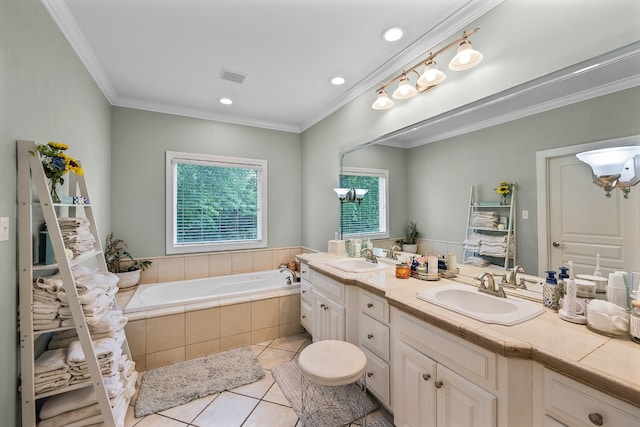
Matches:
[124,333,393,427]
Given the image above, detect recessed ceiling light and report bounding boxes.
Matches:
[382,27,404,42]
[219,97,233,105]
[330,76,345,85]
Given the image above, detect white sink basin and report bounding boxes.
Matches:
[416,283,544,326]
[325,258,390,273]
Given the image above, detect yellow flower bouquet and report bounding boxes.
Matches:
[495,181,513,205]
[34,142,84,203]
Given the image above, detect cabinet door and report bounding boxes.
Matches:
[312,290,326,341]
[436,364,496,427]
[325,296,345,341]
[393,341,437,427]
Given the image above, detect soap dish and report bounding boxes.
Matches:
[411,271,440,281]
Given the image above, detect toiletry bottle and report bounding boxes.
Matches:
[558,266,569,298]
[593,254,603,277]
[564,261,577,317]
[630,300,640,344]
[543,271,559,311]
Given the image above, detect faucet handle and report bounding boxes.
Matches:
[493,274,507,285]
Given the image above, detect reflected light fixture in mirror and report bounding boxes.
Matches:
[372,28,483,110]
[334,188,369,204]
[576,146,640,198]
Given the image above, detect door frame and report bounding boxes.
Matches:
[535,135,640,276]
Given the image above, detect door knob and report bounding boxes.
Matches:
[552,241,561,248]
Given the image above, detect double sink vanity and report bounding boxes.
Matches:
[297,252,640,427]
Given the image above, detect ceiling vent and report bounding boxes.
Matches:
[219,68,247,84]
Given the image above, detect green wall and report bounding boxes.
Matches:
[110,107,302,257]
[0,0,112,423]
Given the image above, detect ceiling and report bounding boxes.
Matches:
[43,0,502,133]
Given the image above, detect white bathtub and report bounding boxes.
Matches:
[124,269,298,313]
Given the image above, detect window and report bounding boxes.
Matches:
[339,167,388,239]
[166,151,267,254]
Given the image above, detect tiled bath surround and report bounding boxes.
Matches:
[117,247,306,371]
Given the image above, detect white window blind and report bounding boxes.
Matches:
[340,167,388,239]
[166,152,267,253]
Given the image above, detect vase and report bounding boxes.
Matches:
[500,194,510,205]
[49,178,61,204]
[114,270,141,290]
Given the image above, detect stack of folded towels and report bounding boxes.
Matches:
[463,233,515,264]
[471,211,500,229]
[57,269,119,328]
[32,276,64,331]
[58,217,96,257]
[34,348,70,394]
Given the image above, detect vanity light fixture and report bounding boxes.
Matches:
[334,188,369,204]
[576,146,640,198]
[372,27,483,110]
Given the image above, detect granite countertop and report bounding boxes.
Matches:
[297,252,640,408]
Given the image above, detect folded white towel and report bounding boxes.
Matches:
[33,319,61,331]
[39,386,96,419]
[35,348,68,375]
[67,338,116,365]
[48,330,115,351]
[34,375,70,394]
[88,310,127,334]
[35,276,64,292]
[37,403,101,427]
[35,369,70,382]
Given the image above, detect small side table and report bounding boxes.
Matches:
[297,340,368,426]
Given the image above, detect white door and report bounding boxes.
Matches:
[393,341,437,427]
[547,153,640,276]
[435,364,496,427]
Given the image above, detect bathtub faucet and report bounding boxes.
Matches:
[279,268,298,285]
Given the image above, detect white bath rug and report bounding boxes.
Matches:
[272,361,379,426]
[134,347,264,417]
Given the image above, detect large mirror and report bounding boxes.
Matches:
[339,44,640,289]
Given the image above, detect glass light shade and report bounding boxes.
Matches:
[576,146,640,176]
[355,189,369,199]
[392,75,417,99]
[333,188,349,199]
[449,39,483,71]
[372,89,394,110]
[417,61,446,87]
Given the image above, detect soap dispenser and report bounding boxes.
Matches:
[543,271,559,311]
[559,260,586,324]
[558,266,569,296]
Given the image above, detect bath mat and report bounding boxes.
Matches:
[272,361,379,426]
[134,347,264,417]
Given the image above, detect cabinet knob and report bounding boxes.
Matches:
[588,413,604,426]
[367,334,374,340]
[302,290,306,294]
[302,315,306,319]
[323,305,328,311]
[434,380,443,389]
[302,270,307,274]
[367,302,374,308]
[422,373,431,381]
[366,372,373,378]
[320,303,325,308]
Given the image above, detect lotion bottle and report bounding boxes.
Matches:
[564,261,577,317]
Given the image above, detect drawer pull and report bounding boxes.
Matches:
[434,380,443,389]
[320,303,325,308]
[588,413,604,426]
[367,334,374,340]
[302,270,307,274]
[323,305,328,311]
[302,315,306,319]
[422,373,431,381]
[302,290,307,294]
[366,372,374,378]
[367,303,374,308]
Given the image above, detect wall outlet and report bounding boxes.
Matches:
[522,210,529,220]
[0,217,9,241]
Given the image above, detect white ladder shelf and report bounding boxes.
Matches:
[17,140,131,427]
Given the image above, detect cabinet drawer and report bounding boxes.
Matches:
[313,273,344,303]
[360,312,390,361]
[361,346,390,407]
[301,300,312,332]
[544,369,640,427]
[360,290,389,324]
[300,279,312,304]
[300,262,312,282]
[392,308,497,391]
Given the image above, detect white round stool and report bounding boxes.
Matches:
[297,340,368,426]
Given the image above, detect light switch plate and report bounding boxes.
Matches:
[522,210,529,220]
[0,217,8,241]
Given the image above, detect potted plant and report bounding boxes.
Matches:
[104,233,152,290]
[397,221,420,253]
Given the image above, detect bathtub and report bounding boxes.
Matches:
[124,269,298,313]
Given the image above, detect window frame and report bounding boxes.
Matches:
[339,166,389,240]
[165,151,268,254]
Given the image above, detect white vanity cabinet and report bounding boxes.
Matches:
[359,289,391,408]
[299,262,313,334]
[537,366,640,427]
[392,307,531,427]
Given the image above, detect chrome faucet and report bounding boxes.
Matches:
[388,244,401,260]
[279,268,297,285]
[360,248,378,264]
[502,265,534,290]
[477,272,506,298]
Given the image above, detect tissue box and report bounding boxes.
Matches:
[328,240,345,254]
